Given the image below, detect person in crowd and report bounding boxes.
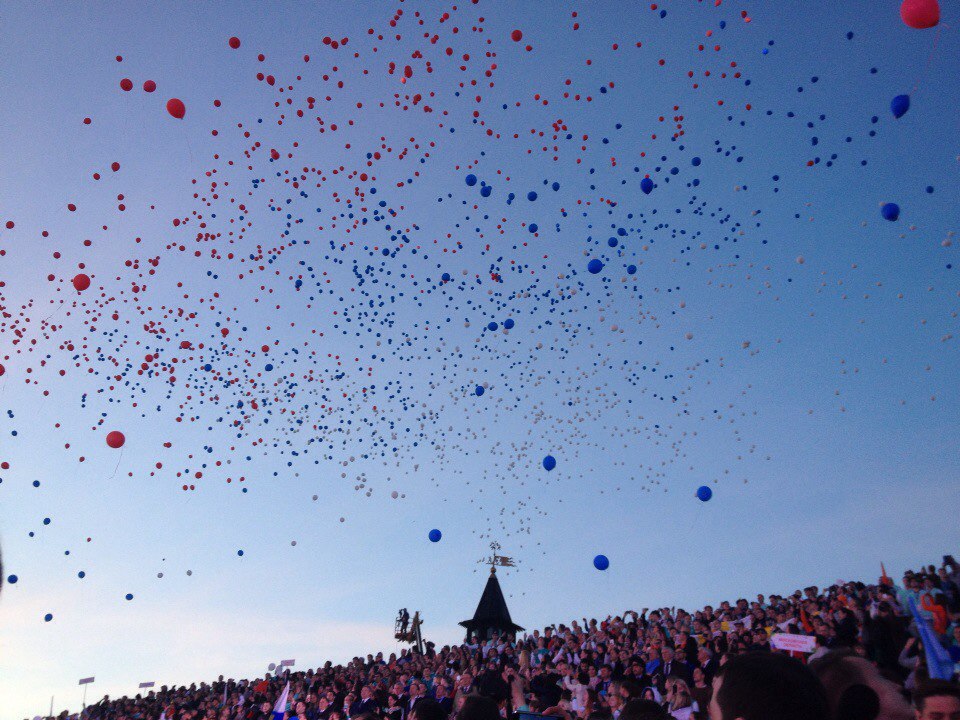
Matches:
[810,648,914,720]
[913,680,960,720]
[708,652,829,720]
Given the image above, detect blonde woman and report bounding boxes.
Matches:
[666,678,695,720]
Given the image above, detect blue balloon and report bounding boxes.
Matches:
[691,157,702,167]
[527,191,538,201]
[627,264,637,274]
[504,318,515,329]
[890,94,910,119]
[881,203,900,221]
[587,259,603,274]
[428,528,442,543]
[641,177,654,195]
[542,455,556,471]
[593,554,610,571]
[480,184,492,197]
[44,613,53,622]
[696,485,713,502]
[125,593,134,600]
[441,272,451,282]
[475,385,485,396]
[237,549,244,556]
[465,174,478,186]
[7,574,17,584]
[488,322,499,331]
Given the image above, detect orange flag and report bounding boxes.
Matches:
[880,562,892,586]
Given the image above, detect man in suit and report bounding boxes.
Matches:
[352,686,380,716]
[407,681,426,717]
[696,646,718,681]
[658,646,691,684]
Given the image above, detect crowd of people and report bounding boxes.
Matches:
[46,556,960,720]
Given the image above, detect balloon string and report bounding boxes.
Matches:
[40,300,65,324]
[912,25,943,95]
[108,448,123,479]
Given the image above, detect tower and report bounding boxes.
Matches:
[459,543,524,641]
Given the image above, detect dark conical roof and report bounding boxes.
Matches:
[459,568,524,639]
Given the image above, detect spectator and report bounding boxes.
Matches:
[708,652,829,720]
[913,680,960,720]
[810,648,914,720]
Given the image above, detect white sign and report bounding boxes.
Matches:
[770,633,817,653]
[78,677,95,685]
[280,659,296,667]
[139,681,155,689]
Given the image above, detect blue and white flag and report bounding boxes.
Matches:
[908,597,954,680]
[273,681,291,720]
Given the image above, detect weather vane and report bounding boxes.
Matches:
[477,541,516,573]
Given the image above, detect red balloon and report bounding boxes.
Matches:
[0,363,5,377]
[106,431,125,449]
[166,98,186,119]
[143,79,156,93]
[900,0,940,28]
[120,78,133,91]
[511,29,523,42]
[72,273,91,292]
[229,36,241,49]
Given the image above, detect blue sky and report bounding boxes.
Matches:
[1,1,958,718]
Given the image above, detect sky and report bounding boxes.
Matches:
[0,1,958,718]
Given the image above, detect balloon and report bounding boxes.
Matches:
[229,36,241,49]
[106,431,125,449]
[593,554,610,571]
[44,613,53,622]
[475,385,485,396]
[587,259,603,274]
[542,455,556,471]
[125,593,134,600]
[890,95,910,119]
[696,485,713,502]
[641,177,654,195]
[120,78,133,91]
[428,528,442,542]
[900,0,940,29]
[465,174,477,186]
[166,98,186,119]
[7,574,17,584]
[881,203,900,221]
[72,274,91,292]
[143,80,156,93]
[511,30,523,42]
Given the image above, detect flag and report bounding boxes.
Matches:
[880,562,892,586]
[907,597,954,680]
[273,681,290,720]
[221,683,227,707]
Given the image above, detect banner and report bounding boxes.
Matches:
[770,633,817,653]
[140,682,156,688]
[79,677,95,685]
